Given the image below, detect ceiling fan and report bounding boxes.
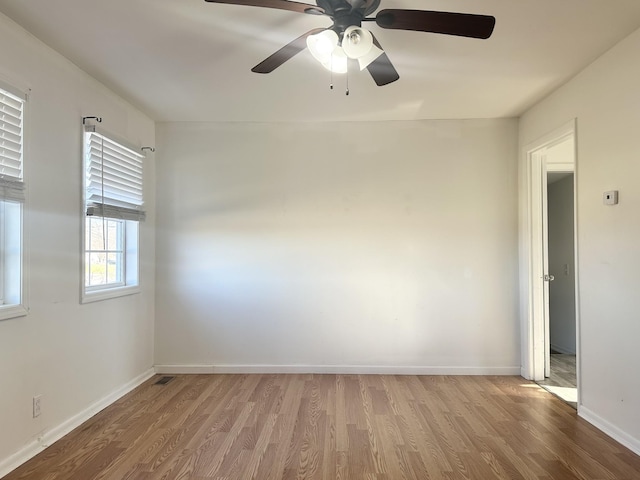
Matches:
[204,0,495,86]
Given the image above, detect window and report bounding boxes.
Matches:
[0,83,26,320]
[85,217,124,287]
[82,123,145,302]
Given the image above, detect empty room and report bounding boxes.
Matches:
[0,0,639,478]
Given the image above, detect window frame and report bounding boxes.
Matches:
[80,220,140,303]
[80,123,144,304]
[85,216,126,290]
[0,80,27,321]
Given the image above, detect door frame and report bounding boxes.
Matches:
[520,119,580,402]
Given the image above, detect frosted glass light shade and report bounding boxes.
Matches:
[322,47,348,74]
[342,26,374,58]
[307,30,349,74]
[341,26,383,70]
[356,44,383,70]
[307,30,339,63]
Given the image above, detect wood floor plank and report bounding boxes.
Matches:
[4,374,640,480]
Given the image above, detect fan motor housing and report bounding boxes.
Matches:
[316,0,381,19]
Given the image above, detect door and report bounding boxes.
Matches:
[523,120,577,384]
[541,164,552,377]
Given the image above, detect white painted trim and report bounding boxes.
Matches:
[0,76,28,101]
[546,162,575,172]
[0,304,27,321]
[81,284,141,304]
[542,155,550,378]
[571,142,582,422]
[522,120,575,154]
[154,364,521,376]
[0,368,155,479]
[520,119,578,383]
[579,407,640,456]
[0,71,30,101]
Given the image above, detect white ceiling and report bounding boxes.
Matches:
[1,0,640,122]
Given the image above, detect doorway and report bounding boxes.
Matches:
[521,120,579,409]
[537,170,577,408]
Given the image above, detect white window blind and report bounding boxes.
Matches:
[0,87,24,202]
[84,126,145,221]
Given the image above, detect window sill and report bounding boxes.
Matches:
[82,285,140,304]
[0,304,28,321]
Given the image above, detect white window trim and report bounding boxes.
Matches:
[80,123,144,304]
[81,284,140,304]
[0,304,28,320]
[0,79,28,321]
[81,218,140,303]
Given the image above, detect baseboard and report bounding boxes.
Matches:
[579,406,640,456]
[550,343,576,355]
[154,364,521,375]
[0,368,155,479]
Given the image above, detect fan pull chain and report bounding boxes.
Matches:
[346,63,350,96]
[330,55,334,90]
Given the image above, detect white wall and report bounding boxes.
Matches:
[155,119,520,374]
[547,175,576,354]
[520,27,640,451]
[0,13,156,472]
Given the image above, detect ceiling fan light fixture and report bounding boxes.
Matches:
[356,44,383,70]
[206,0,496,88]
[320,46,348,74]
[341,25,382,70]
[307,29,349,74]
[342,26,374,59]
[306,29,339,63]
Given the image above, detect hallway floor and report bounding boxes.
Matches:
[537,353,577,408]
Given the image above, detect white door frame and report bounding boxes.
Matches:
[520,119,579,394]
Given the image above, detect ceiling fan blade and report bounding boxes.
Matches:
[375,9,496,39]
[366,34,399,86]
[204,0,325,15]
[252,28,326,73]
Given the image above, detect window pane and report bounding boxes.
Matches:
[85,252,91,286]
[106,252,122,284]
[84,216,127,290]
[106,220,122,251]
[89,217,105,250]
[88,252,106,286]
[1,200,22,306]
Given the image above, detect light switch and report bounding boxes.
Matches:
[603,190,618,205]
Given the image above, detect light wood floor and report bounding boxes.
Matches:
[540,355,577,389]
[5,374,640,479]
[538,354,577,409]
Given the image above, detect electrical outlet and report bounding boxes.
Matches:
[33,395,42,418]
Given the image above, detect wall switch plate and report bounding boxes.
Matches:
[33,395,41,418]
[603,190,619,205]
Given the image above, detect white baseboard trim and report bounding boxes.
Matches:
[550,343,576,355]
[579,406,640,456]
[154,364,521,376]
[0,368,155,479]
